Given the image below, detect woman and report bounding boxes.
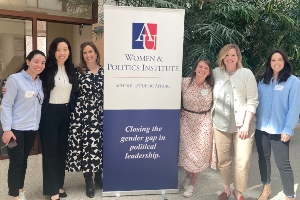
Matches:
[1,50,46,200]
[179,59,216,198]
[211,44,258,200]
[255,49,300,200]
[66,41,103,198]
[39,37,78,200]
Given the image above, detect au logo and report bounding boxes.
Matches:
[132,23,157,50]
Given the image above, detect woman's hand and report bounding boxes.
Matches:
[180,109,184,118]
[281,133,290,142]
[2,130,16,146]
[238,124,249,140]
[238,111,254,140]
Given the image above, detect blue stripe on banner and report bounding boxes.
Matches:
[103,109,180,191]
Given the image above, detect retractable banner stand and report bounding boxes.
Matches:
[103,6,185,197]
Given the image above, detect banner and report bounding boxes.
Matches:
[103,6,185,196]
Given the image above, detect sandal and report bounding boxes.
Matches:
[233,189,244,200]
[218,191,231,200]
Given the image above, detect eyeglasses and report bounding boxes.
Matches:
[36,93,43,105]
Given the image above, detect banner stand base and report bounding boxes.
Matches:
[102,188,179,197]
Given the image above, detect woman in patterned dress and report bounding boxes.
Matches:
[66,41,103,198]
[179,59,216,198]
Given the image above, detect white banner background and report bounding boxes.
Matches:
[104,6,185,110]
[103,6,185,196]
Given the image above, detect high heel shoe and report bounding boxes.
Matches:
[59,191,67,198]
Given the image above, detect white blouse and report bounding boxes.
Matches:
[212,67,258,126]
[49,65,72,104]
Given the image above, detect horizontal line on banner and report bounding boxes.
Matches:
[103,109,180,111]
[102,188,178,197]
[112,77,162,78]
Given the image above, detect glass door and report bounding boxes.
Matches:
[0,18,33,159]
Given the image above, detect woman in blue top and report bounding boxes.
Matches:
[1,50,46,200]
[255,49,300,200]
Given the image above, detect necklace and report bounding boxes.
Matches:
[58,66,66,84]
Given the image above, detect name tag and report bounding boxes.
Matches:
[201,89,208,96]
[25,91,35,98]
[274,85,284,91]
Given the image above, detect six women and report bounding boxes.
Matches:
[1,40,300,200]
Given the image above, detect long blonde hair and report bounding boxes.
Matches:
[216,44,243,69]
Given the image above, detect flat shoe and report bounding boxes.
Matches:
[218,191,230,200]
[233,189,244,200]
[49,195,60,200]
[59,191,67,198]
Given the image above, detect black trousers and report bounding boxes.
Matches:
[7,129,37,197]
[39,104,70,196]
[255,129,294,196]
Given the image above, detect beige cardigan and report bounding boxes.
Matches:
[212,67,258,126]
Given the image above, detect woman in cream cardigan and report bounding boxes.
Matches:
[211,44,258,200]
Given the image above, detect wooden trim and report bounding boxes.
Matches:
[92,1,98,22]
[0,0,98,25]
[0,155,9,160]
[32,17,37,50]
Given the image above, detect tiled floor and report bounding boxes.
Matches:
[1,122,300,200]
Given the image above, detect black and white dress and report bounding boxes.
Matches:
[66,67,103,174]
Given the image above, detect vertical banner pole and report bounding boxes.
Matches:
[103,5,185,197]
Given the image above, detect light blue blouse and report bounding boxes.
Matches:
[1,70,43,131]
[256,75,300,136]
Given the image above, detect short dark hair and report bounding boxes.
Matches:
[261,49,292,84]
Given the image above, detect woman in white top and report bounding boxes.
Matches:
[211,44,258,200]
[39,37,78,200]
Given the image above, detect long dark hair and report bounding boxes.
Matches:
[77,41,101,74]
[40,37,78,93]
[189,59,214,87]
[261,49,292,84]
[16,50,46,73]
